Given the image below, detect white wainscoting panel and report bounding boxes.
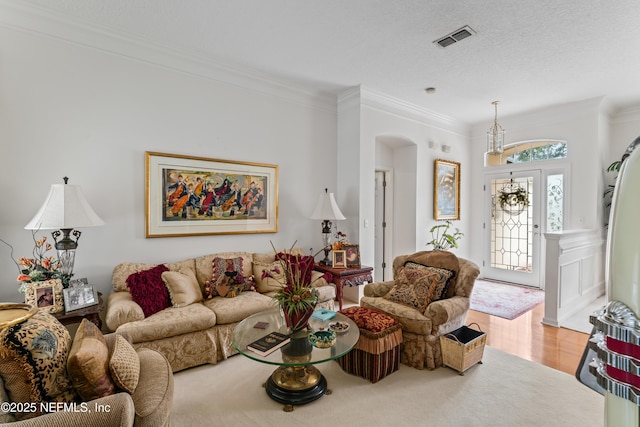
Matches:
[543,229,606,327]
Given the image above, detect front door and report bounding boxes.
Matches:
[483,170,542,287]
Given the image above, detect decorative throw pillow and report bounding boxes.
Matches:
[214,271,245,298]
[0,311,76,420]
[66,319,115,401]
[109,335,140,394]
[212,256,246,284]
[404,263,454,301]
[126,264,171,317]
[253,261,285,293]
[162,269,203,307]
[383,268,440,312]
[404,251,460,298]
[203,257,255,299]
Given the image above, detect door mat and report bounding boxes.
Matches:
[470,279,545,320]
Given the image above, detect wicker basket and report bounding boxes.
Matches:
[440,323,486,375]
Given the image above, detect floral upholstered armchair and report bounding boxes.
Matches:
[360,251,479,370]
[0,312,173,426]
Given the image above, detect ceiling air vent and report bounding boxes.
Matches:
[433,25,476,48]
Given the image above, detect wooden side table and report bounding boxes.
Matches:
[52,292,104,330]
[314,264,373,310]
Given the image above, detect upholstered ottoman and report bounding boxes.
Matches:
[336,306,403,383]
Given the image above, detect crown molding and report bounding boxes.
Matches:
[611,105,640,124]
[338,85,469,137]
[0,0,337,113]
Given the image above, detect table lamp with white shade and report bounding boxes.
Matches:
[310,188,345,265]
[24,177,104,279]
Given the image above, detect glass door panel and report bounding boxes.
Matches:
[484,170,541,287]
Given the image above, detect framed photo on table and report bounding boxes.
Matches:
[24,279,64,314]
[332,250,347,268]
[146,151,278,237]
[434,159,460,220]
[343,244,361,267]
[63,285,99,313]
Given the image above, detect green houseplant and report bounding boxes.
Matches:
[261,242,329,331]
[497,187,529,210]
[426,220,464,251]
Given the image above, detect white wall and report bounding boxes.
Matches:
[0,26,337,302]
[339,87,472,271]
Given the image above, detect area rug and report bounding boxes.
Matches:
[171,346,603,427]
[470,279,545,320]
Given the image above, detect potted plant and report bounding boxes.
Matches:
[261,242,330,332]
[497,187,529,210]
[426,220,464,251]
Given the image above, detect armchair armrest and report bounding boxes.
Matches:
[9,393,135,427]
[425,296,470,327]
[364,281,395,297]
[105,291,145,332]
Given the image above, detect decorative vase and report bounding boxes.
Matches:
[282,301,316,332]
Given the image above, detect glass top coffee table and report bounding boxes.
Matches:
[233,308,359,411]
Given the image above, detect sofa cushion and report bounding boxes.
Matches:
[112,259,196,292]
[116,303,217,343]
[253,261,285,293]
[126,264,171,317]
[0,311,76,420]
[360,296,433,335]
[404,251,460,298]
[383,268,440,313]
[403,263,453,301]
[194,252,253,288]
[202,292,275,324]
[109,335,140,394]
[162,269,203,307]
[67,319,115,401]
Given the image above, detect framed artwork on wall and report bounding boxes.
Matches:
[146,152,278,237]
[434,159,460,220]
[24,279,64,314]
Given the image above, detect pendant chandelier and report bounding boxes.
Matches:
[487,101,505,155]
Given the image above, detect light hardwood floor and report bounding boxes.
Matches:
[466,303,590,376]
[344,300,590,376]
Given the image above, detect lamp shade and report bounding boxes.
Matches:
[25,183,104,230]
[310,189,345,221]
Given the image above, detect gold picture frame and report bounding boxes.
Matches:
[146,152,278,237]
[24,279,64,314]
[332,250,347,268]
[434,159,460,220]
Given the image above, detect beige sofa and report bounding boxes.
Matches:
[105,250,336,372]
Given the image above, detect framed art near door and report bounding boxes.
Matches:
[434,159,460,220]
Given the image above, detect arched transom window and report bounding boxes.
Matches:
[485,140,567,166]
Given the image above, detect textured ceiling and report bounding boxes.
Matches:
[12,0,640,124]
